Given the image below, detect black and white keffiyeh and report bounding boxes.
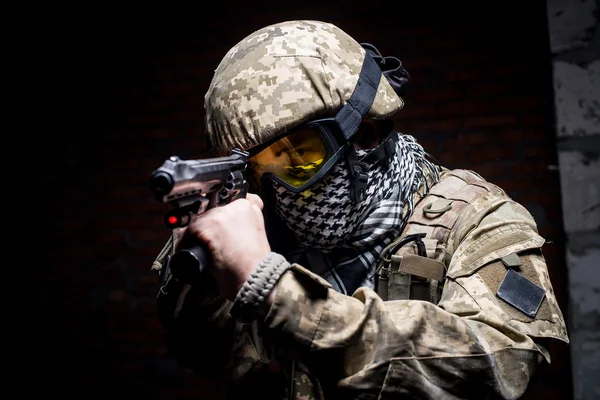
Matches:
[271,131,440,295]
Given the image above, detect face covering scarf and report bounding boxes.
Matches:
[271,131,440,295]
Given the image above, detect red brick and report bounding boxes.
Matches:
[473,163,510,180]
[526,144,558,159]
[489,63,534,77]
[410,118,463,132]
[512,160,553,175]
[397,104,437,119]
[464,115,518,129]
[437,150,470,166]
[463,82,514,98]
[410,88,463,103]
[490,178,534,192]
[438,101,494,117]
[522,113,551,126]
[446,51,498,66]
[459,132,493,145]
[442,69,484,83]
[404,57,438,69]
[502,129,547,142]
[496,96,546,111]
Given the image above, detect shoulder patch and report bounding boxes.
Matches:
[497,269,546,318]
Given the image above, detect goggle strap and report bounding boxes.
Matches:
[348,159,369,203]
[334,52,382,141]
[346,131,399,203]
[347,130,399,165]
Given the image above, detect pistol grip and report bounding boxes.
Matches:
[170,242,210,284]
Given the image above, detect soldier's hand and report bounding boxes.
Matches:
[175,193,271,300]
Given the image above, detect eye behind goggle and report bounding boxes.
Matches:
[258,148,346,192]
[248,118,346,192]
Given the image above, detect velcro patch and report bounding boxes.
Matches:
[501,252,522,269]
[497,269,546,318]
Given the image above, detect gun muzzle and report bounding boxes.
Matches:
[150,170,174,201]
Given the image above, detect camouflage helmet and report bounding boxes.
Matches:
[204,20,404,156]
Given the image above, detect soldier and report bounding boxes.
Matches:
[154,20,569,399]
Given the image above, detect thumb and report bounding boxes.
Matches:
[245,193,264,211]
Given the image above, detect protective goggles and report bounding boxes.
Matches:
[247,118,348,192]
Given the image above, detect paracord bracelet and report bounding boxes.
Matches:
[230,252,291,323]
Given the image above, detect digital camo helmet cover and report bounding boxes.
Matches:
[204,20,404,156]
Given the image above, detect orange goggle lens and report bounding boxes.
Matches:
[248,128,333,189]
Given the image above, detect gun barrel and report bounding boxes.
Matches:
[150,150,248,202]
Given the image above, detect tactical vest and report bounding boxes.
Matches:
[376,168,490,303]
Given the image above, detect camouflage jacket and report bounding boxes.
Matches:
[154,168,569,399]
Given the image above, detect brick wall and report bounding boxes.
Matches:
[33,2,572,399]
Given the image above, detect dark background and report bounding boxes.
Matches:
[31,1,572,398]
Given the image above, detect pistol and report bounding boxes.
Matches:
[149,148,249,284]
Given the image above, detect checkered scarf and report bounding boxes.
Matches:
[272,131,439,295]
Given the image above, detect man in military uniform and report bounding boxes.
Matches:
[154,20,569,399]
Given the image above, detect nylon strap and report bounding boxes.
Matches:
[334,52,382,140]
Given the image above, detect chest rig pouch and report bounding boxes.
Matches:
[376,169,488,304]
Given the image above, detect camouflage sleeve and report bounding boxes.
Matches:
[261,191,569,399]
[156,263,271,383]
